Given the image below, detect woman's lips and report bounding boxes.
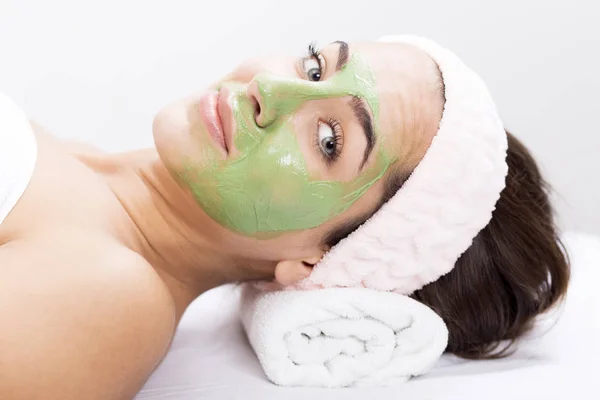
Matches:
[199,90,228,154]
[217,87,235,154]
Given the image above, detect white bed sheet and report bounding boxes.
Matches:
[136,232,600,400]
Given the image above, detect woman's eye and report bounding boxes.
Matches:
[318,123,336,156]
[304,57,322,82]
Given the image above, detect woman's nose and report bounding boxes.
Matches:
[246,80,268,128]
[247,72,302,128]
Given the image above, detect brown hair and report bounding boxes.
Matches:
[322,131,571,359]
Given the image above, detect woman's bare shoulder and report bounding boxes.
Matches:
[0,232,176,399]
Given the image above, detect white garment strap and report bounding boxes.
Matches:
[0,93,37,224]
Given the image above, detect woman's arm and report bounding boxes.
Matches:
[0,234,176,400]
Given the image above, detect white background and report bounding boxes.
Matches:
[1,0,598,234]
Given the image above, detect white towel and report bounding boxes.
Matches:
[240,285,448,387]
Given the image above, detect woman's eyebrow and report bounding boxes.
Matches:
[334,41,349,71]
[349,96,375,170]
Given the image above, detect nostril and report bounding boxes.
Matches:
[247,80,263,127]
[251,95,261,121]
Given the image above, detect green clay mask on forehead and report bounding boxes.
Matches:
[180,52,395,236]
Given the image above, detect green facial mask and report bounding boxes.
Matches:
[180,53,394,236]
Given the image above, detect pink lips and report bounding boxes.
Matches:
[199,90,228,154]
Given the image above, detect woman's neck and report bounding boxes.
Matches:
[96,148,275,313]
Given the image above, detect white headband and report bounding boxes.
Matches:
[294,35,508,294]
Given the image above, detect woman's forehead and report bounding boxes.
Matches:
[321,41,437,79]
[345,42,444,163]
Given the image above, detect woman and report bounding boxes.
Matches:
[0,36,569,399]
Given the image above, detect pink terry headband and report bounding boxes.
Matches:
[294,35,509,294]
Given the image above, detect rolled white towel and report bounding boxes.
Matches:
[240,284,448,388]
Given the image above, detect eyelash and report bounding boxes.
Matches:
[315,118,344,164]
[308,42,321,61]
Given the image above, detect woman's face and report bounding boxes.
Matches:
[153,40,443,255]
